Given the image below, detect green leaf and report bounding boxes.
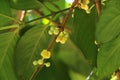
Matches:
[8,0,41,10]
[0,0,12,27]
[69,70,86,80]
[71,8,98,66]
[0,30,19,80]
[35,59,71,80]
[95,0,120,43]
[15,25,51,80]
[97,34,120,77]
[57,40,91,76]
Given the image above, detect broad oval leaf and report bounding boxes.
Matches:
[97,34,120,77]
[0,30,19,80]
[95,0,120,43]
[15,25,51,80]
[70,8,98,66]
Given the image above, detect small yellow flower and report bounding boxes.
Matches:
[81,3,89,11]
[56,31,68,44]
[37,59,44,65]
[48,26,59,35]
[40,49,51,59]
[33,60,38,66]
[44,62,51,67]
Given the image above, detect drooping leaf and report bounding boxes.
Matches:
[0,28,19,80]
[97,34,120,77]
[57,40,91,76]
[0,0,12,27]
[8,0,41,10]
[70,8,98,66]
[95,0,120,43]
[15,25,51,80]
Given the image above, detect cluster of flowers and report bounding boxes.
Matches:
[77,0,106,14]
[77,0,91,13]
[48,26,69,44]
[33,26,69,67]
[33,49,51,67]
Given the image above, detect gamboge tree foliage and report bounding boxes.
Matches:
[0,0,120,80]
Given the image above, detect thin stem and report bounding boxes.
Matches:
[10,10,26,31]
[25,8,70,24]
[61,0,78,28]
[30,64,44,80]
[94,0,101,15]
[0,13,22,24]
[47,32,60,51]
[13,10,26,24]
[30,0,78,80]
[33,10,71,33]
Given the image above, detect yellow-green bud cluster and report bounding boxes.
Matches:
[56,31,69,44]
[48,26,59,35]
[78,0,93,14]
[33,49,51,67]
[48,26,69,44]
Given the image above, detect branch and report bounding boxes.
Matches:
[10,10,26,31]
[30,0,78,79]
[33,10,71,33]
[61,0,78,28]
[25,8,70,24]
[94,0,101,15]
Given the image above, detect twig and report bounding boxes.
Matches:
[61,0,78,28]
[30,0,78,80]
[10,10,26,31]
[25,8,70,24]
[13,10,26,24]
[94,0,101,15]
[30,64,44,80]
[33,10,71,33]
